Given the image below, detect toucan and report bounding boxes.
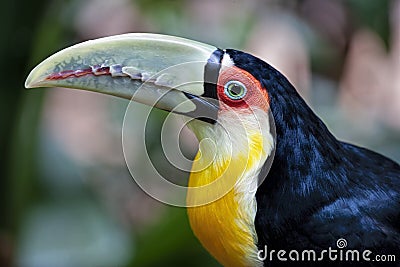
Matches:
[26,34,400,267]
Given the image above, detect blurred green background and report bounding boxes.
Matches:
[1,0,399,266]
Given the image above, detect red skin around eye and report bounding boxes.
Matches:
[217,66,270,112]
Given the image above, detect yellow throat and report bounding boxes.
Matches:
[186,111,274,267]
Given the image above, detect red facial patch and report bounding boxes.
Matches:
[217,66,270,112]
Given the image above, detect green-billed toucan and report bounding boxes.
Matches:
[25,34,400,267]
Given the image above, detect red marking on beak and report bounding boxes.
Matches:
[45,65,111,80]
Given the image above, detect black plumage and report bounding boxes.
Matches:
[227,49,400,266]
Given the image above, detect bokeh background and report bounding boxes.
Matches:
[1,0,400,266]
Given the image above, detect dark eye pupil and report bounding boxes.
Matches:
[229,84,243,96]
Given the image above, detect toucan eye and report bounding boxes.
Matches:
[224,80,247,100]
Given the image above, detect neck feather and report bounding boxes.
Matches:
[186,110,273,267]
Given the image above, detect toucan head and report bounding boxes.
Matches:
[26,33,277,166]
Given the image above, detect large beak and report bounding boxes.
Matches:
[25,33,220,122]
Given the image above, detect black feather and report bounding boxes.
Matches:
[226,49,400,267]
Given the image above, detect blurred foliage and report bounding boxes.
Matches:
[130,208,219,267]
[347,0,391,47]
[1,0,399,267]
[0,0,64,265]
